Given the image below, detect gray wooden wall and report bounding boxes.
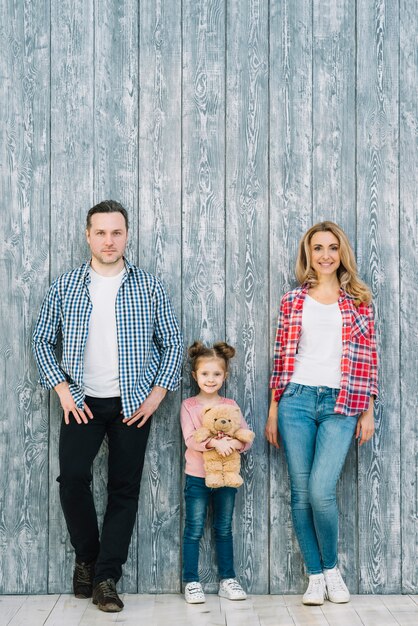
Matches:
[0,0,416,595]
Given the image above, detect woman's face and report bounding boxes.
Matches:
[309,230,341,278]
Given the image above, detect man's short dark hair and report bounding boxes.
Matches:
[86,200,129,230]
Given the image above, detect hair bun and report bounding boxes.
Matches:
[187,341,207,359]
[213,342,236,360]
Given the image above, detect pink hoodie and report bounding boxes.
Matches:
[180,396,253,478]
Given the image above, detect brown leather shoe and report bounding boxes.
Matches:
[73,560,95,599]
[92,578,124,612]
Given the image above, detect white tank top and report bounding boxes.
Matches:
[290,294,342,389]
[83,266,125,397]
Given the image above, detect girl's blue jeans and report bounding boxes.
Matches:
[278,383,358,575]
[182,475,237,582]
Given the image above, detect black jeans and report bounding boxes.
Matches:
[57,396,151,584]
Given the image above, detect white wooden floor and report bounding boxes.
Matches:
[1,593,417,626]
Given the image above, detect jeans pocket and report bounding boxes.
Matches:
[281,383,298,398]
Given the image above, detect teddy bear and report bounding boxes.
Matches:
[194,404,255,488]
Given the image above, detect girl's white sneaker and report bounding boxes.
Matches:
[302,573,327,605]
[324,567,350,603]
[218,578,247,600]
[184,581,205,604]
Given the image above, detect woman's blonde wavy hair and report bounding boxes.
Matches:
[295,221,372,306]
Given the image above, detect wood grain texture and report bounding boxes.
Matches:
[0,0,416,596]
[312,0,356,238]
[356,0,401,593]
[399,0,418,595]
[48,0,94,593]
[137,0,182,593]
[93,0,139,593]
[226,0,269,594]
[182,0,226,591]
[0,0,50,594]
[312,0,358,593]
[269,0,313,593]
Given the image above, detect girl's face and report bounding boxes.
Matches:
[192,357,227,395]
[310,231,341,278]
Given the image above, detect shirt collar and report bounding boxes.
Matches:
[300,283,353,306]
[81,257,133,285]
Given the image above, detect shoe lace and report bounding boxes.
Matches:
[326,570,345,592]
[74,563,92,586]
[306,577,324,595]
[97,579,119,600]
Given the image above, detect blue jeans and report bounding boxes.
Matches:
[182,475,237,582]
[278,383,358,575]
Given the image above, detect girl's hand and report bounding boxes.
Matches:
[356,400,375,446]
[210,437,236,457]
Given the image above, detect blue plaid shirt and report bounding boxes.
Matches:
[32,259,183,418]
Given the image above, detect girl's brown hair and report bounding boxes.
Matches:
[188,341,236,372]
[295,221,372,305]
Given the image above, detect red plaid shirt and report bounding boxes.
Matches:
[270,285,378,416]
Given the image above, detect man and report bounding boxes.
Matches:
[32,200,183,612]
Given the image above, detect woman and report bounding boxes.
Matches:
[265,222,378,605]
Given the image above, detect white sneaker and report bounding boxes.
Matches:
[324,567,350,603]
[184,581,205,604]
[218,578,247,600]
[302,573,327,605]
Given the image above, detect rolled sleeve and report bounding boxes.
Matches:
[152,279,183,390]
[368,303,379,399]
[32,283,67,390]
[269,296,288,398]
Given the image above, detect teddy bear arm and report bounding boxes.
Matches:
[194,427,212,443]
[233,428,255,443]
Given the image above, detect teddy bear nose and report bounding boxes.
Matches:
[220,419,227,424]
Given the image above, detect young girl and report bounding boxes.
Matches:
[265,222,378,606]
[180,341,253,604]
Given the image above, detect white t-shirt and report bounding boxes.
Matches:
[290,294,342,389]
[83,266,125,397]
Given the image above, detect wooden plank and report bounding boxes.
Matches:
[225,0,269,595]
[136,0,182,593]
[182,0,226,591]
[312,0,358,594]
[0,596,28,625]
[269,0,313,593]
[312,0,356,239]
[48,0,94,593]
[93,0,139,593]
[8,596,60,626]
[399,0,418,596]
[43,595,89,625]
[356,0,401,593]
[0,0,50,594]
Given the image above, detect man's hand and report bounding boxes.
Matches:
[55,381,93,425]
[123,386,167,428]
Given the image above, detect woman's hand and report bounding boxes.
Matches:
[356,398,375,446]
[265,398,279,448]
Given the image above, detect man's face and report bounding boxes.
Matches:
[86,212,128,267]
